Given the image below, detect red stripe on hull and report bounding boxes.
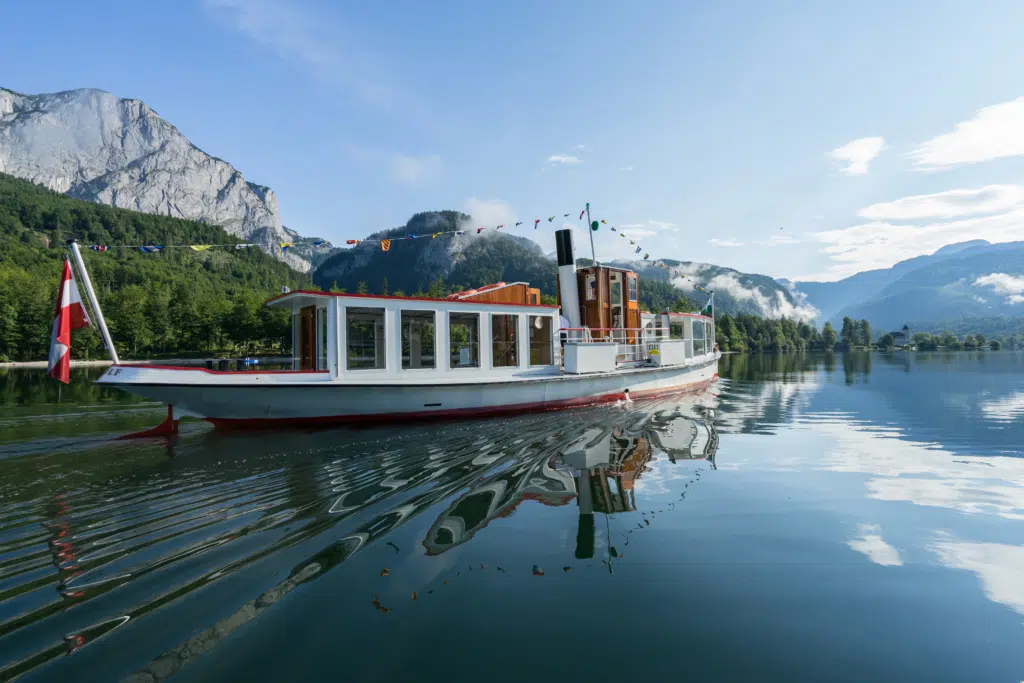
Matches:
[204,377,717,430]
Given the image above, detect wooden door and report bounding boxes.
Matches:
[299,306,316,370]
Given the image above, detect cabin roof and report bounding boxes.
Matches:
[445,282,529,300]
[264,289,558,309]
[578,264,637,276]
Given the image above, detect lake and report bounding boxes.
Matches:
[1,351,1023,682]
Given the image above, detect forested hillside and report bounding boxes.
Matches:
[0,172,306,361]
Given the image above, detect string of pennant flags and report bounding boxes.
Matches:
[83,203,712,306]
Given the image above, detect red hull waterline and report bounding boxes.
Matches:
[203,375,720,431]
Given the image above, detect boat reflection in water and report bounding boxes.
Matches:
[8,388,719,682]
[423,402,719,559]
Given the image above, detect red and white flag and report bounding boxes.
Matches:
[47,258,91,384]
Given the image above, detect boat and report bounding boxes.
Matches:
[85,228,719,429]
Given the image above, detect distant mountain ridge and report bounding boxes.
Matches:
[0,86,330,271]
[796,240,1024,333]
[314,212,814,319]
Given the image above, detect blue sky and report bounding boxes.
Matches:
[5,0,1024,281]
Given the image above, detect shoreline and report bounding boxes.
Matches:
[0,356,292,369]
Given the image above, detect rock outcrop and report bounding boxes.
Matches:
[0,87,330,271]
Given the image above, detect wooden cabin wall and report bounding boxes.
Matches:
[461,284,535,305]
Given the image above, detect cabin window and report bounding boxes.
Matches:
[491,314,519,367]
[317,307,328,370]
[610,281,622,306]
[585,274,597,301]
[449,312,480,368]
[401,310,436,369]
[529,316,553,366]
[670,320,686,339]
[346,307,386,370]
[628,276,637,302]
[693,317,706,355]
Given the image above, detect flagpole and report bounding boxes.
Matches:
[69,241,120,365]
[584,202,597,265]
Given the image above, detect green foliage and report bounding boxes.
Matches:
[716,313,826,353]
[822,321,837,350]
[879,333,895,349]
[990,339,1002,350]
[0,172,303,361]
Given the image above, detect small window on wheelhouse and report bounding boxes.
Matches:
[317,307,328,370]
[449,312,480,368]
[693,318,706,355]
[401,310,436,369]
[529,315,553,366]
[491,314,519,368]
[347,307,386,370]
[628,276,638,302]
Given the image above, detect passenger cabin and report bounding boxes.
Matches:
[265,288,560,378]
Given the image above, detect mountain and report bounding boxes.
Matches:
[0,172,305,362]
[0,87,331,272]
[796,240,1024,334]
[314,212,815,320]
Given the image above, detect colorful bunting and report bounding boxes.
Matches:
[635,246,641,254]
[139,245,163,253]
[534,219,541,228]
[515,222,523,226]
[432,233,440,239]
[346,239,361,245]
[579,209,585,220]
[408,234,417,239]
[477,227,485,234]
[381,239,391,252]
[280,242,294,251]
[189,245,213,252]
[548,216,555,222]
[89,245,108,252]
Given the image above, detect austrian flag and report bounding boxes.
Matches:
[47,259,91,384]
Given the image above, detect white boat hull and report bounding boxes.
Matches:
[97,355,719,427]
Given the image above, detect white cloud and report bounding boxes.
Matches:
[974,273,1024,305]
[709,238,744,247]
[806,207,1024,280]
[621,229,657,239]
[932,540,1024,615]
[859,184,1024,221]
[463,198,516,232]
[829,136,886,175]
[909,97,1024,170]
[703,272,818,321]
[647,219,678,232]
[575,144,587,151]
[618,223,645,229]
[391,154,442,186]
[619,166,633,172]
[756,234,801,246]
[848,524,903,567]
[548,154,583,166]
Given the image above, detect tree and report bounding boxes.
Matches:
[381,276,389,296]
[822,321,837,350]
[976,333,986,348]
[990,339,1002,350]
[356,281,369,294]
[963,334,978,349]
[880,333,895,349]
[840,317,855,348]
[858,319,871,347]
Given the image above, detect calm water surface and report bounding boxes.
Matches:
[1,352,1023,682]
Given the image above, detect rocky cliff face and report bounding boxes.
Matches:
[0,87,330,271]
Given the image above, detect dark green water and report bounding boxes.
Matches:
[1,352,1023,682]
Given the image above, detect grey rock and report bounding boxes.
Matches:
[0,87,331,272]
[147,654,181,680]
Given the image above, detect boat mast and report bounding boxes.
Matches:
[69,241,121,365]
[584,202,597,265]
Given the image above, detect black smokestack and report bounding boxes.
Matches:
[555,229,575,267]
